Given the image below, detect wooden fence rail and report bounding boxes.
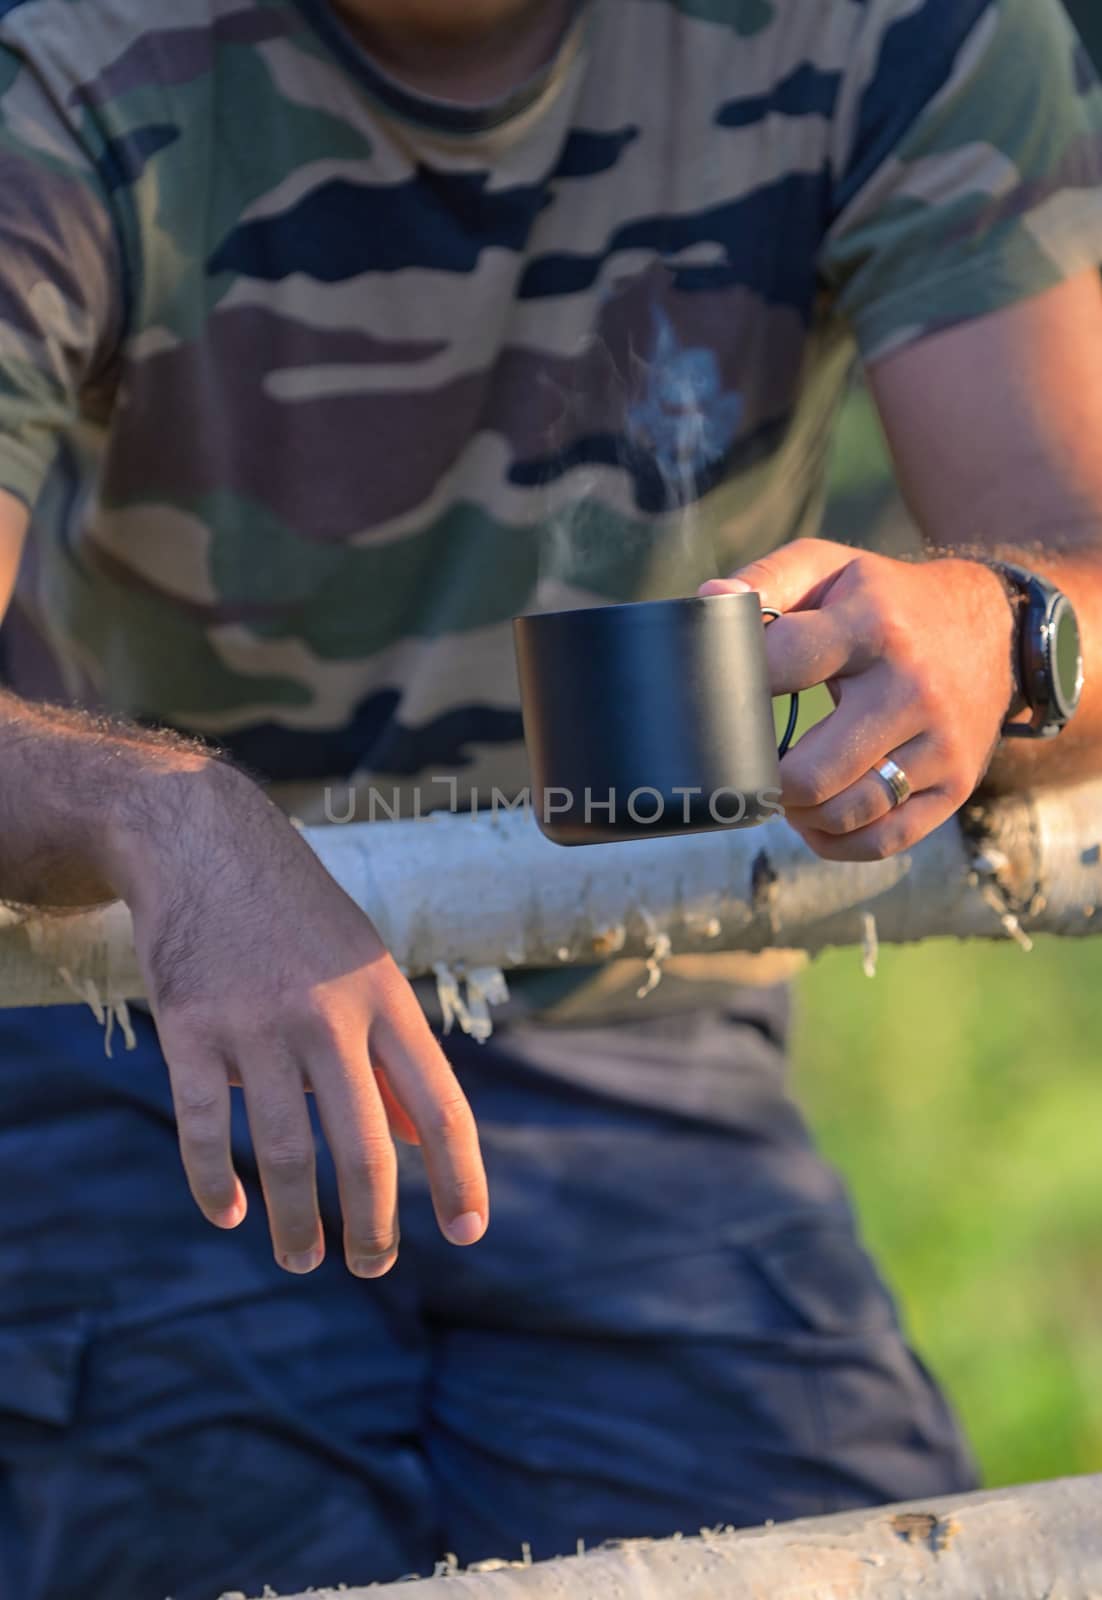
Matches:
[252,1474,1102,1600]
[2,778,1101,1024]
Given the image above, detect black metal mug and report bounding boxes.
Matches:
[513,593,799,847]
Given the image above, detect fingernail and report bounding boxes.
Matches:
[350,1251,398,1279]
[211,1200,246,1230]
[446,1212,485,1247]
[281,1246,324,1275]
[700,578,751,596]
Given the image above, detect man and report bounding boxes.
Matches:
[0,1,1100,1596]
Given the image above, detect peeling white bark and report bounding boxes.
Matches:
[2,780,1102,1013]
[250,1474,1102,1600]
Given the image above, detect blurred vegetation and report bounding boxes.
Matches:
[789,387,1102,1489]
[794,940,1102,1487]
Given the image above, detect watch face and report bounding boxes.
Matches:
[1050,597,1084,720]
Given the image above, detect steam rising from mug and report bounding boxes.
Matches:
[534,307,733,609]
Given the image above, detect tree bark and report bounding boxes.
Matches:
[3,780,1101,1014]
[247,1473,1102,1600]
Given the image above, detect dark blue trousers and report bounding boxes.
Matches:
[0,1002,975,1600]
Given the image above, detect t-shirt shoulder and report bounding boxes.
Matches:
[818,0,1102,361]
[0,0,254,79]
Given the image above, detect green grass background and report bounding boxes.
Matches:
[786,391,1102,1488]
[794,941,1102,1486]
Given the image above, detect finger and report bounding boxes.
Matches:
[239,1052,324,1275]
[779,669,925,809]
[308,1040,400,1279]
[792,788,958,863]
[376,1068,421,1146]
[757,607,867,695]
[371,1002,488,1249]
[785,734,934,836]
[166,1054,246,1230]
[700,537,859,613]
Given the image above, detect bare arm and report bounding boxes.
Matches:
[0,488,488,1274]
[0,489,24,613]
[869,271,1102,793]
[703,275,1102,861]
[0,486,208,907]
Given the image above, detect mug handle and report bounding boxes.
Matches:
[761,606,800,759]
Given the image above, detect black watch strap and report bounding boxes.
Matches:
[990,560,1082,739]
[987,562,1031,724]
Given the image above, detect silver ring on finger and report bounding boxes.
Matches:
[874,757,912,809]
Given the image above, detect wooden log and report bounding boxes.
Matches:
[250,1473,1102,1600]
[2,779,1102,1013]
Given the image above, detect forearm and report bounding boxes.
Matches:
[0,685,489,1277]
[0,690,212,910]
[868,276,1102,801]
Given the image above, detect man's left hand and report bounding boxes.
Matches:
[701,539,1016,861]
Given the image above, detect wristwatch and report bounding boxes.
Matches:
[991,561,1084,739]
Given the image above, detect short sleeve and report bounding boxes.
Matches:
[818,0,1102,364]
[0,43,124,510]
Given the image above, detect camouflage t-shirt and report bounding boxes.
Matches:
[1,0,1101,1017]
